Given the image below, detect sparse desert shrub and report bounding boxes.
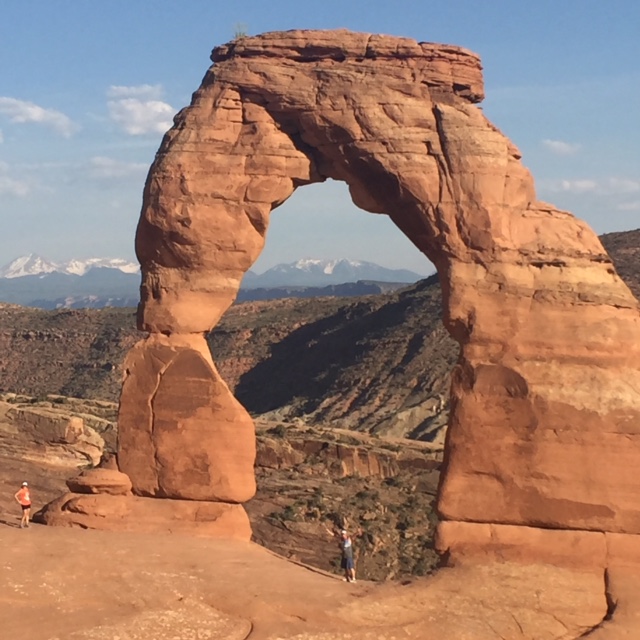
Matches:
[426,501,439,529]
[412,555,438,577]
[268,504,298,523]
[281,504,297,521]
[267,424,287,438]
[355,488,380,502]
[403,494,419,509]
[306,488,325,510]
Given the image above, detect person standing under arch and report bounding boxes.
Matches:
[325,522,364,583]
[339,529,358,582]
[14,481,31,529]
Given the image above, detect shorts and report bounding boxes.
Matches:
[21,504,31,511]
[341,556,355,570]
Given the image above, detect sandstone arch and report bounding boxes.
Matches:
[49,31,640,560]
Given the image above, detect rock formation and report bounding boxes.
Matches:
[1,401,105,466]
[43,29,640,559]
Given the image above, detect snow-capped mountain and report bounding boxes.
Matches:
[0,254,60,279]
[63,258,139,276]
[242,258,425,288]
[0,254,139,278]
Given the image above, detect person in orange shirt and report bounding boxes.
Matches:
[14,481,31,529]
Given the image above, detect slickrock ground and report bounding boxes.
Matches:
[0,523,618,640]
[2,442,639,639]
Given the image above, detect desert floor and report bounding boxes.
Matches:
[0,515,622,640]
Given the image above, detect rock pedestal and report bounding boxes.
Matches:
[37,467,251,540]
[117,334,256,503]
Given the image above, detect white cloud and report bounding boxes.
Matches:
[0,97,77,137]
[558,179,598,193]
[0,129,3,143]
[88,156,148,179]
[618,201,640,212]
[542,139,581,155]
[107,84,164,100]
[0,175,29,197]
[546,177,640,196]
[107,84,174,135]
[607,178,640,194]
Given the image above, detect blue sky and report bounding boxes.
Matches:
[0,1,638,274]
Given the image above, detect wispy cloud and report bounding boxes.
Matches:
[107,84,164,100]
[0,129,3,144]
[547,177,640,195]
[556,179,598,193]
[542,139,581,155]
[0,97,77,137]
[607,178,640,194]
[0,165,30,197]
[107,84,174,135]
[618,201,640,212]
[88,156,148,179]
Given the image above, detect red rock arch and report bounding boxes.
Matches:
[118,30,640,556]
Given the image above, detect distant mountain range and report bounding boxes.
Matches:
[242,258,424,288]
[0,254,139,278]
[0,254,426,309]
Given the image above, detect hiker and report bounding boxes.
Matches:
[325,523,363,582]
[339,528,358,582]
[14,481,31,529]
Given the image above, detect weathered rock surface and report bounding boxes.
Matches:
[1,525,617,640]
[118,333,256,503]
[0,400,105,466]
[256,427,440,478]
[36,493,251,539]
[125,28,640,562]
[66,467,132,496]
[7,405,84,444]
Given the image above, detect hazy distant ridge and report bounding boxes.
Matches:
[243,258,424,288]
[0,255,427,308]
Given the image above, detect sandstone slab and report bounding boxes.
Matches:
[66,467,133,496]
[7,405,84,444]
[0,525,613,640]
[4,404,105,466]
[435,520,608,569]
[36,493,252,540]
